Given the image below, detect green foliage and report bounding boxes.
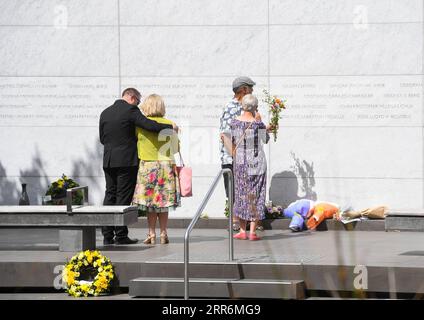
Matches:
[224,199,230,217]
[137,208,147,217]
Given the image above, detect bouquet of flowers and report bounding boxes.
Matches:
[44,174,83,205]
[265,201,284,219]
[263,89,286,142]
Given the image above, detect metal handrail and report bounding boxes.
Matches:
[184,168,234,300]
[66,186,89,215]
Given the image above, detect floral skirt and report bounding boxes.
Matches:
[132,160,181,213]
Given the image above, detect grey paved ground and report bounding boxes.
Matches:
[0,227,423,267]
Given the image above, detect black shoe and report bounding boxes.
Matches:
[115,237,139,245]
[103,238,115,245]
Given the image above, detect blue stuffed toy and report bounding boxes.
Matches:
[283,199,315,232]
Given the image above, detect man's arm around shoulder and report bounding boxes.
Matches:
[129,106,175,132]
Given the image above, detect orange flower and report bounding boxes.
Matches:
[275,98,281,104]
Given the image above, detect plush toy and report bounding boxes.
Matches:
[306,201,340,230]
[283,199,315,232]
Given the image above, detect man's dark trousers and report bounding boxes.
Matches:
[101,166,139,240]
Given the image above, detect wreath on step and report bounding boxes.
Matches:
[63,250,115,297]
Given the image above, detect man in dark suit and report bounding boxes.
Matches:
[99,88,177,245]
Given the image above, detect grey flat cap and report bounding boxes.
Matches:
[232,76,256,93]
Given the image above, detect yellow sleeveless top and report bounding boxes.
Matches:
[136,117,179,162]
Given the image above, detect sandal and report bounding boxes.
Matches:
[143,234,156,245]
[233,232,247,240]
[249,233,261,241]
[160,234,169,244]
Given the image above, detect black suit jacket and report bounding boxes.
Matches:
[99,99,173,168]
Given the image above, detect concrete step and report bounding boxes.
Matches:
[129,277,305,299]
[139,261,304,280]
[385,210,424,231]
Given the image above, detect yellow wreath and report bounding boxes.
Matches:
[63,250,115,297]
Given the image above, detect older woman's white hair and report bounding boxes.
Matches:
[241,94,258,113]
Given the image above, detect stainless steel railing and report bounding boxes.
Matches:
[184,168,234,300]
[66,186,89,214]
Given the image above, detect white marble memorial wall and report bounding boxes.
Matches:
[0,0,422,216]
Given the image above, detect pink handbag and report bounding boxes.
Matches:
[176,152,192,197]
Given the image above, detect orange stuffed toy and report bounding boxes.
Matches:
[306,201,340,230]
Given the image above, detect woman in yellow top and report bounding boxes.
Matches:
[132,94,181,245]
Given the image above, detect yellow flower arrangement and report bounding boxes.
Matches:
[44,174,83,205]
[63,250,115,297]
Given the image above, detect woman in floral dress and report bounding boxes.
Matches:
[227,94,271,241]
[132,94,180,245]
